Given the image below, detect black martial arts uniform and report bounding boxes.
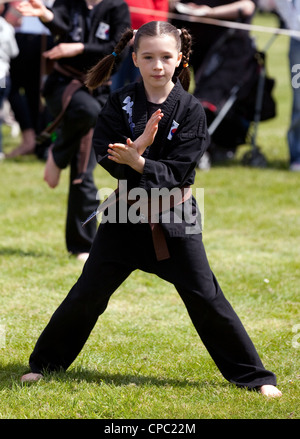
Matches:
[41,0,130,254]
[28,79,277,389]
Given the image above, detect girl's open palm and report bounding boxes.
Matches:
[107,109,164,173]
[135,109,164,155]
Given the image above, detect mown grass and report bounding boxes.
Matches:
[0,12,299,420]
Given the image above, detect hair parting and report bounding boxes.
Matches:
[85,22,193,91]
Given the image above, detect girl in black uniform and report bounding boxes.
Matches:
[21,21,281,397]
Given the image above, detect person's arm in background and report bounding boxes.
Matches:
[16,0,54,22]
[273,0,300,31]
[15,0,84,59]
[175,0,256,20]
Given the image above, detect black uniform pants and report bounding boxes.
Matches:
[29,222,277,388]
[65,150,99,254]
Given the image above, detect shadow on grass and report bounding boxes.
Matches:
[207,157,289,171]
[0,247,87,265]
[63,368,226,390]
[2,154,42,164]
[0,363,227,391]
[0,247,49,258]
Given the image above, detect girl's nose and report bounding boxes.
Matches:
[154,59,163,69]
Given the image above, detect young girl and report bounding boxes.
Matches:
[21,21,281,397]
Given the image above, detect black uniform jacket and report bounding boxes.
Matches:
[44,0,130,73]
[93,79,210,237]
[41,0,130,170]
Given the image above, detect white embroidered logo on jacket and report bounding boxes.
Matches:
[122,96,135,134]
[167,120,179,140]
[96,22,110,40]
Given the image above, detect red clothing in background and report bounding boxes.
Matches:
[126,0,169,29]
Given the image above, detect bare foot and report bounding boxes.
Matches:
[21,372,43,383]
[76,253,89,262]
[259,385,282,398]
[5,129,35,158]
[44,148,61,188]
[5,142,35,158]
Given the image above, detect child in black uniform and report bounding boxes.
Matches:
[15,0,130,260]
[21,21,281,397]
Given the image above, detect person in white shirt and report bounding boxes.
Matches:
[0,4,19,160]
[4,1,54,159]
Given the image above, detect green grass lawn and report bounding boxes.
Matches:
[0,12,299,420]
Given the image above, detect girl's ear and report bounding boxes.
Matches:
[132,52,138,67]
[176,52,183,68]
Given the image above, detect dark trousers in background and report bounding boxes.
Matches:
[9,33,53,133]
[29,222,277,388]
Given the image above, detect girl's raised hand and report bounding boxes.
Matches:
[134,109,164,155]
[107,110,164,173]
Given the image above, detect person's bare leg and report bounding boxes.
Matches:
[5,128,35,158]
[44,148,61,188]
[259,385,282,397]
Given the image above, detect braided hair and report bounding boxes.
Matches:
[177,28,193,91]
[86,29,134,89]
[85,21,193,91]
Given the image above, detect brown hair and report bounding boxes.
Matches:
[85,21,192,91]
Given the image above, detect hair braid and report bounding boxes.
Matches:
[178,28,193,91]
[85,29,134,89]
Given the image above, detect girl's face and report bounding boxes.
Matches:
[132,34,182,97]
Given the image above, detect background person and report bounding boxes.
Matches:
[4,1,54,159]
[0,2,19,161]
[273,0,300,171]
[172,1,260,165]
[15,0,131,261]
